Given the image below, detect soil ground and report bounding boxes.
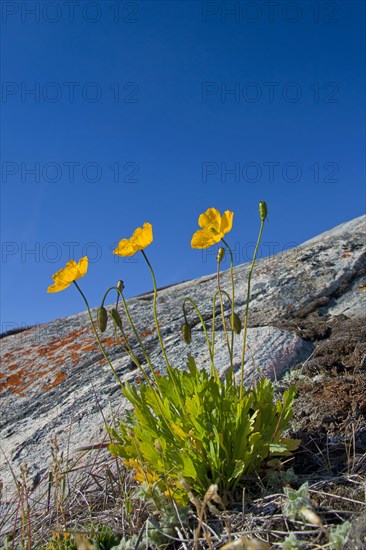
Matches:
[274,315,366,548]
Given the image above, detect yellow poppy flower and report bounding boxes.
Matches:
[47,257,88,293]
[191,207,234,249]
[113,222,153,257]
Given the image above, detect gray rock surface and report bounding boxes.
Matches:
[0,215,365,495]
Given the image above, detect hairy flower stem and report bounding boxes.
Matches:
[140,250,171,373]
[140,250,185,404]
[211,289,233,361]
[97,286,153,387]
[100,289,172,432]
[114,329,149,382]
[216,260,233,372]
[117,335,180,444]
[183,297,214,374]
[73,281,123,388]
[240,218,265,397]
[100,287,111,308]
[117,289,161,389]
[222,239,235,376]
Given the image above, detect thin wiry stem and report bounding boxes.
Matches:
[222,238,235,375]
[73,281,123,388]
[216,259,233,372]
[141,250,171,373]
[183,297,214,375]
[239,219,265,397]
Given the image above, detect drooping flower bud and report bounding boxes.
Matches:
[181,323,192,345]
[97,307,108,332]
[216,247,225,264]
[259,201,268,222]
[231,312,242,334]
[117,280,125,293]
[110,308,123,329]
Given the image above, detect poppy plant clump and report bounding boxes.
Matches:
[47,202,300,506]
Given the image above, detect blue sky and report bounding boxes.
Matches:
[1,0,365,330]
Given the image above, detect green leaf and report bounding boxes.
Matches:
[329,521,351,550]
[269,442,290,454]
[181,454,198,479]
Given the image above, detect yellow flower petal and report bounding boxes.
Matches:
[47,281,69,293]
[198,207,220,230]
[133,222,153,249]
[113,239,138,257]
[47,256,88,293]
[113,222,153,257]
[191,228,221,249]
[221,210,234,234]
[76,256,88,278]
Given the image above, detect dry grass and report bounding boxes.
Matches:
[1,434,365,549]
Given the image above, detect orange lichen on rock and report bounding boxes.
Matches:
[0,366,54,395]
[1,322,122,397]
[0,326,95,396]
[36,327,92,357]
[101,337,117,347]
[0,369,32,396]
[42,372,67,391]
[140,329,153,338]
